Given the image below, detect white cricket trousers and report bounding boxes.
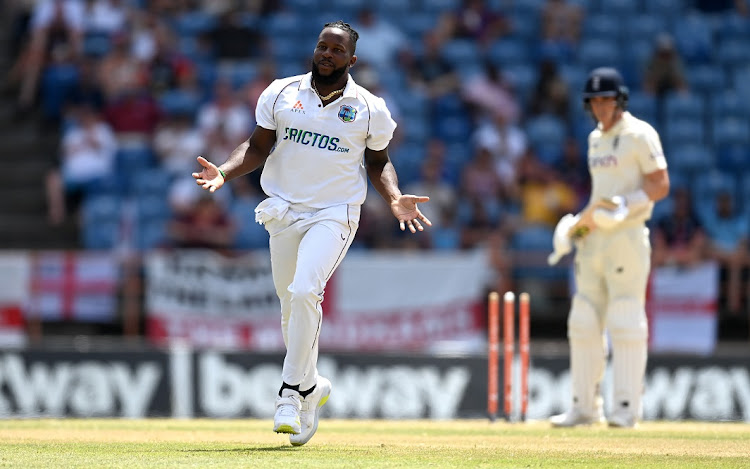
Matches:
[260,199,360,391]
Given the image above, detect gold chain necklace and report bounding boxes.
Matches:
[312,80,345,101]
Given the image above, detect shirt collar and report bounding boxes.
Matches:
[302,72,358,99]
[597,111,630,134]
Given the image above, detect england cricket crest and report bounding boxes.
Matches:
[338,104,357,123]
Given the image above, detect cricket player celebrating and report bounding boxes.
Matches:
[548,67,670,428]
[193,21,431,444]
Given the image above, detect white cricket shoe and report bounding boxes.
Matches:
[550,399,605,428]
[273,393,301,435]
[608,409,637,429]
[290,377,332,446]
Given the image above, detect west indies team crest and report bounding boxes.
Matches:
[338,105,356,123]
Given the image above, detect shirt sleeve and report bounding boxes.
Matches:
[255,80,280,131]
[633,122,668,174]
[366,95,397,151]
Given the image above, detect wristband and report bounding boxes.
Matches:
[623,189,650,211]
[218,168,227,180]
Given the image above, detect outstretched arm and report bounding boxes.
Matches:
[364,147,432,233]
[192,126,277,191]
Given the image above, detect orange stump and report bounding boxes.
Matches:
[487,292,500,421]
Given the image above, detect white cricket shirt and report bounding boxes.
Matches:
[587,111,668,223]
[255,72,397,208]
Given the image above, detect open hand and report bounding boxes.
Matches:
[390,194,432,233]
[192,156,225,193]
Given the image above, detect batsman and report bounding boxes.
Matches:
[548,67,670,428]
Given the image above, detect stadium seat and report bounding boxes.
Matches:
[231,196,269,250]
[128,169,173,198]
[741,172,750,214]
[717,39,750,68]
[158,90,201,118]
[687,65,727,98]
[664,93,705,121]
[643,0,684,15]
[435,115,472,144]
[418,0,460,14]
[558,64,587,93]
[667,144,714,175]
[599,0,638,16]
[692,170,737,220]
[508,10,540,41]
[173,11,217,36]
[624,15,668,44]
[578,39,619,71]
[672,13,713,63]
[715,11,750,42]
[81,194,122,250]
[501,63,537,105]
[712,117,750,147]
[510,225,563,279]
[82,32,112,58]
[134,194,172,222]
[525,114,567,165]
[487,38,533,68]
[441,40,482,66]
[626,92,657,123]
[582,14,621,41]
[711,90,750,121]
[717,144,750,173]
[664,117,706,148]
[394,12,438,40]
[135,219,169,251]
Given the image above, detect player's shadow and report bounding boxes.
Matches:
[181,446,301,453]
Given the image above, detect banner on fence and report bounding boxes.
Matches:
[0,253,30,347]
[648,261,719,355]
[145,250,491,351]
[27,251,120,322]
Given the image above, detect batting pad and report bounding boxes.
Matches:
[607,297,648,420]
[567,295,607,415]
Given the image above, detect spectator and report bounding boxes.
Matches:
[350,8,406,69]
[97,32,148,101]
[242,58,277,111]
[404,140,457,232]
[461,146,505,205]
[209,8,265,64]
[403,30,458,100]
[642,34,688,98]
[516,149,578,229]
[46,102,117,224]
[540,0,584,61]
[153,111,205,178]
[555,137,590,210]
[168,192,235,252]
[197,79,253,163]
[461,62,520,123]
[143,26,195,97]
[83,0,129,36]
[471,112,527,191]
[103,86,162,145]
[442,0,511,46]
[651,187,708,268]
[529,59,570,118]
[702,190,749,314]
[15,0,85,111]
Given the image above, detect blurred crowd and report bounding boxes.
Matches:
[3,0,749,314]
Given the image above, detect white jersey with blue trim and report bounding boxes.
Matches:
[587,111,668,224]
[255,72,397,209]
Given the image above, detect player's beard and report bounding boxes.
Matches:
[311,58,348,86]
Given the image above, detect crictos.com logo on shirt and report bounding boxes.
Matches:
[282,127,350,153]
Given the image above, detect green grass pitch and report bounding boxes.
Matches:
[1,419,749,468]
